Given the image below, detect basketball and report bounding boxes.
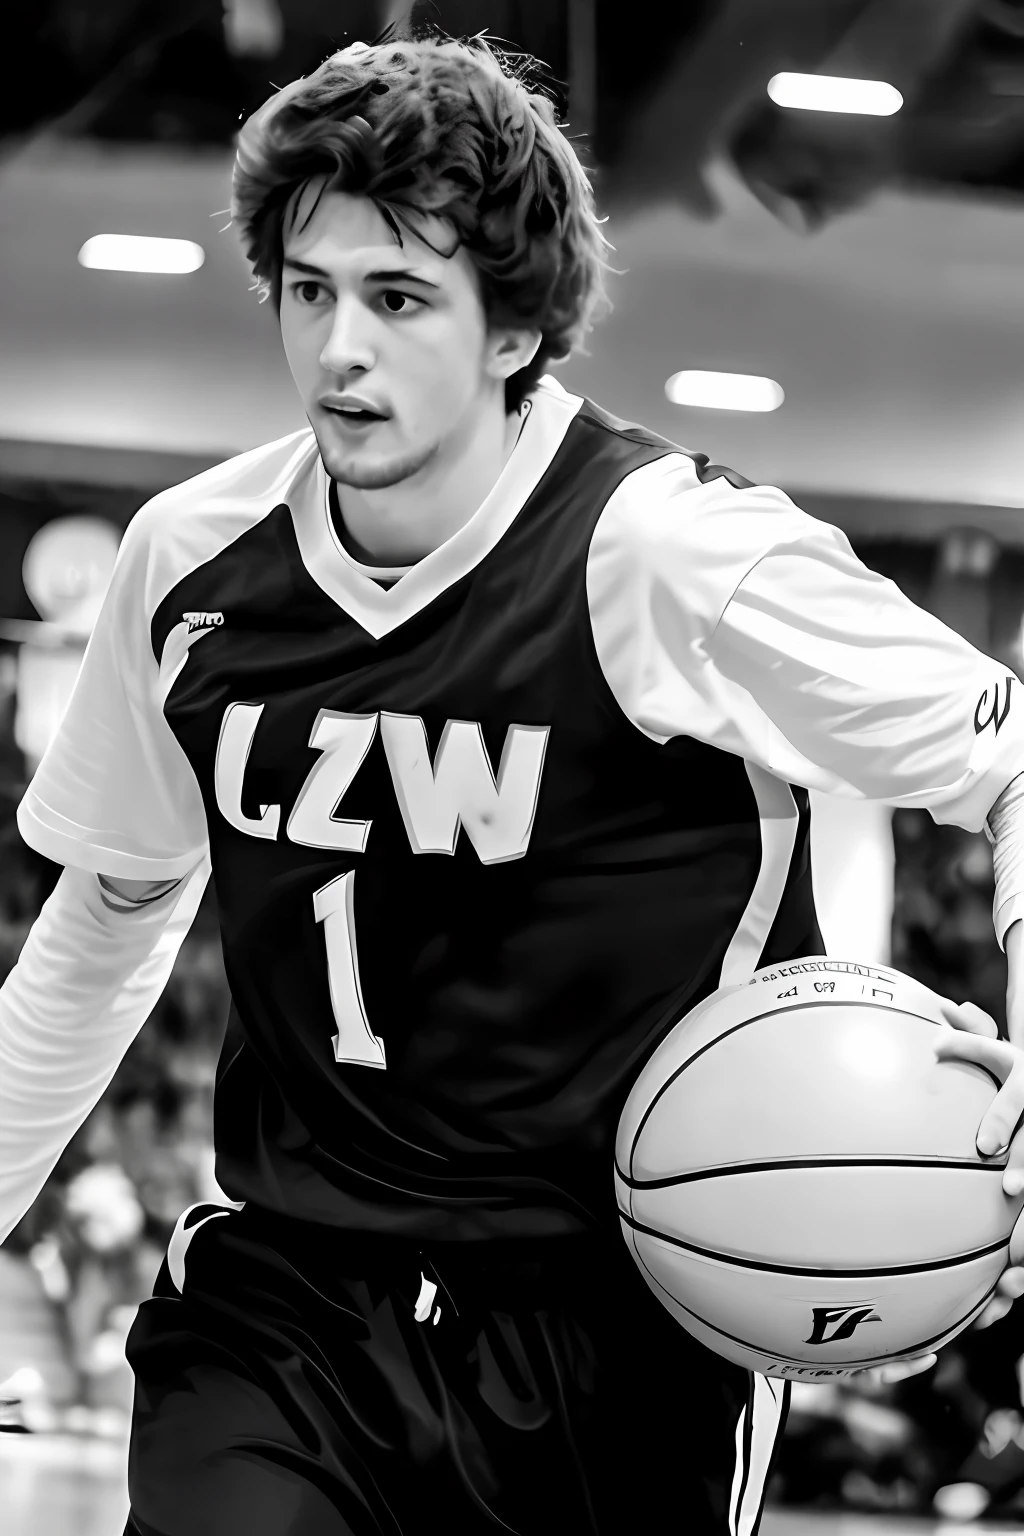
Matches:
[615,957,1024,1381]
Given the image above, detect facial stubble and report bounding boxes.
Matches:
[322,435,441,491]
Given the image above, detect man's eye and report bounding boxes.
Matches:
[382,290,419,313]
[294,281,326,304]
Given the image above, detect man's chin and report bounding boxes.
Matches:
[319,437,439,491]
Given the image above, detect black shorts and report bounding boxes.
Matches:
[123,1201,788,1535]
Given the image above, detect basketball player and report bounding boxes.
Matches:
[4,27,1024,1536]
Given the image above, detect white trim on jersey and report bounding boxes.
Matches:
[290,376,584,640]
[719,766,799,988]
[728,1373,787,1536]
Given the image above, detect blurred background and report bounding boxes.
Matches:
[4,0,1024,1531]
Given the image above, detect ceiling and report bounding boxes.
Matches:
[3,136,1024,514]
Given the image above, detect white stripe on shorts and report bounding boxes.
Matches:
[728,1373,787,1536]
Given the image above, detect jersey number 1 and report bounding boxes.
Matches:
[312,871,386,1069]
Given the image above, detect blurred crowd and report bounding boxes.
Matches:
[0,601,1024,1520]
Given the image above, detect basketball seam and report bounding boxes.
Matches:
[617,1208,1012,1278]
[614,1155,1009,1190]
[629,1238,1000,1368]
[627,1000,1001,1172]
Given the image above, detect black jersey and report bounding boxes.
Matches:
[20,376,1024,1240]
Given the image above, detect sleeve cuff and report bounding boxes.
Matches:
[994,893,1024,954]
[16,796,206,881]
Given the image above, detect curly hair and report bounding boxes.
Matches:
[230,25,614,411]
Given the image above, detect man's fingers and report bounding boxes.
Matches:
[996,1266,1024,1299]
[868,1353,937,1385]
[1004,1139,1024,1198]
[974,1272,1023,1330]
[937,1000,1000,1038]
[976,1295,1014,1330]
[934,1028,1024,1155]
[934,1027,1010,1076]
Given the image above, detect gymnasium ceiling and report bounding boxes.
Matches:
[4,0,1024,513]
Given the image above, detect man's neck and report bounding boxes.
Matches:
[331,404,526,568]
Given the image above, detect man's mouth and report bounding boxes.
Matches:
[327,408,389,433]
[323,404,392,439]
[320,393,389,426]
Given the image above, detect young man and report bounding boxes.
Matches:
[4,27,1024,1536]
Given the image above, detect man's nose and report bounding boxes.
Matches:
[319,296,375,375]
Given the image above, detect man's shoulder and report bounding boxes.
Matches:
[113,428,319,622]
[537,375,764,497]
[567,394,828,597]
[131,427,318,541]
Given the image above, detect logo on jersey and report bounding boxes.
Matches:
[805,1304,881,1346]
[974,676,1013,737]
[214,704,551,865]
[183,610,225,635]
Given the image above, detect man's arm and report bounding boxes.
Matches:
[0,491,215,1244]
[0,859,208,1247]
[588,464,1024,836]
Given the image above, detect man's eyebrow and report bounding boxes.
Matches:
[282,258,329,277]
[364,267,441,289]
[281,257,440,290]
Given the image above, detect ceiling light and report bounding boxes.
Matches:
[665,372,785,413]
[767,73,903,116]
[77,235,205,274]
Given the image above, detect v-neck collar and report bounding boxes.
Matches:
[290,375,584,640]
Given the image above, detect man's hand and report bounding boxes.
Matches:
[850,984,1024,1379]
[933,992,1024,1328]
[846,934,1024,1378]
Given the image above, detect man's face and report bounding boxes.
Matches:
[280,186,509,490]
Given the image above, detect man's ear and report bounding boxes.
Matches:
[487,327,543,381]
